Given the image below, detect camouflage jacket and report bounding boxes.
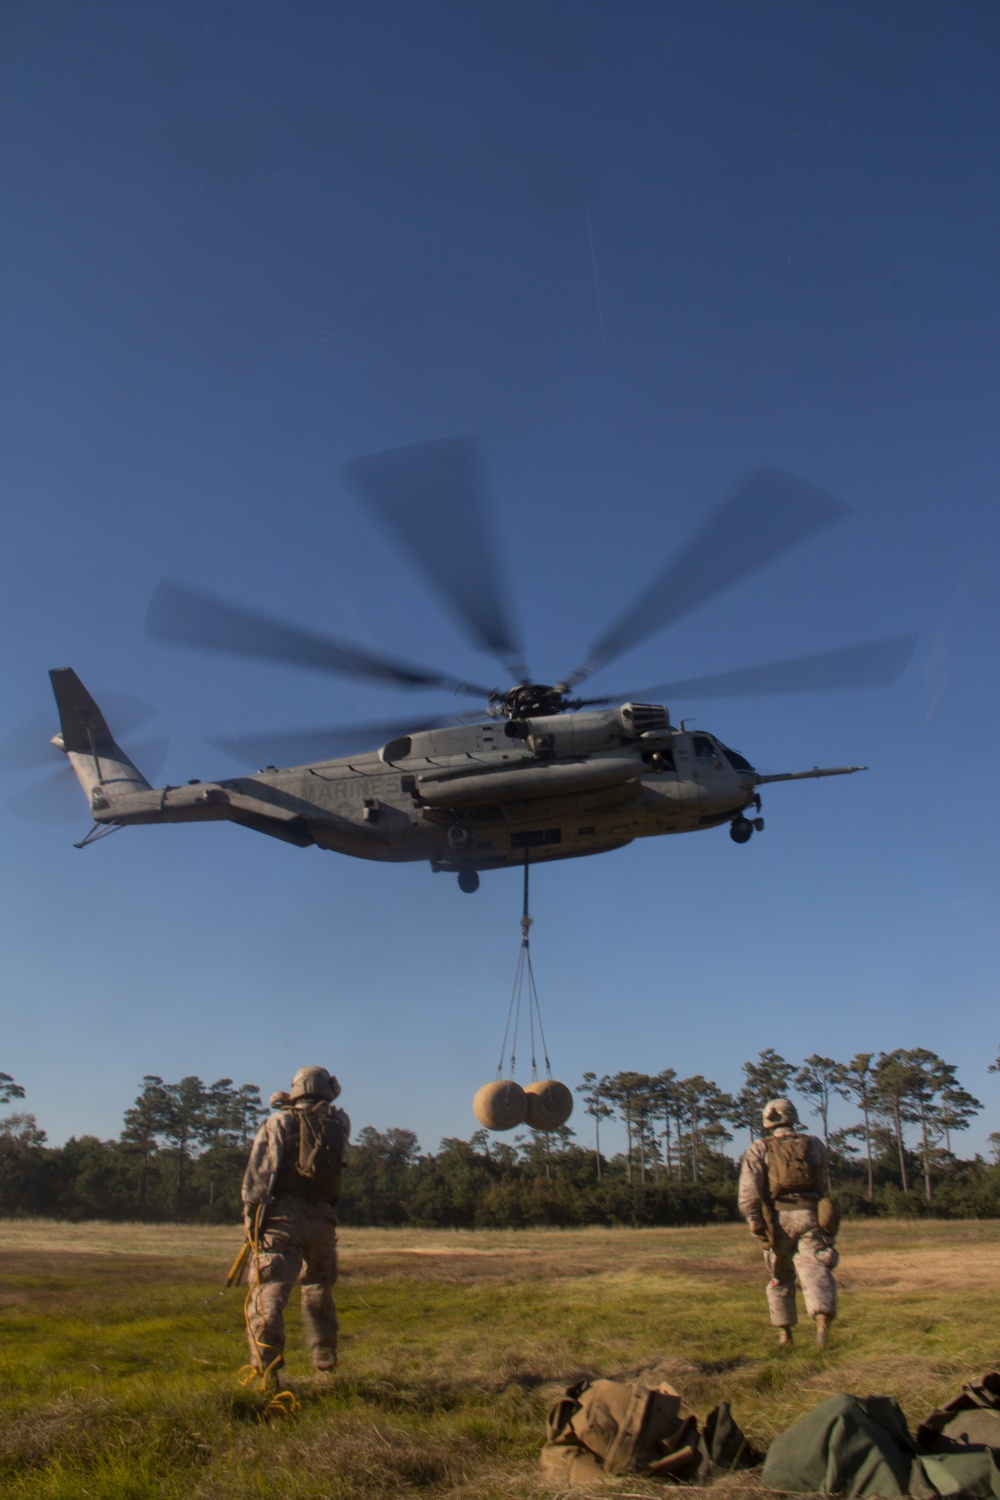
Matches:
[241,1103,351,1219]
[738,1127,826,1223]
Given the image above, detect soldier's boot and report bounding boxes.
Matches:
[777,1326,794,1349]
[815,1314,832,1349]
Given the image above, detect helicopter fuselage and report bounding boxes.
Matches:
[49,668,866,883]
[78,702,762,872]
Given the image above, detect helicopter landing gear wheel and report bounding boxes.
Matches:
[730,816,753,844]
[458,868,480,894]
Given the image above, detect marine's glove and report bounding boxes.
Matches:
[748,1219,768,1242]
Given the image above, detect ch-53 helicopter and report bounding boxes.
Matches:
[38,438,913,893]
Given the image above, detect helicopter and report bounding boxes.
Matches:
[41,438,914,893]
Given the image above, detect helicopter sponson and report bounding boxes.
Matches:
[47,669,864,888]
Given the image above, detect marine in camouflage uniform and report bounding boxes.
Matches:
[738,1098,837,1348]
[241,1065,350,1381]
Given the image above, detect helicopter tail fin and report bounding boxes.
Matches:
[49,669,153,814]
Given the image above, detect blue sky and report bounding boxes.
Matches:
[1,2,997,1161]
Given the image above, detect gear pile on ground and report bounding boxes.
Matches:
[540,1372,1000,1493]
[918,1372,1000,1452]
[539,1376,760,1484]
[762,1376,1000,1498]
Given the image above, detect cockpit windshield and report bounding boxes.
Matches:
[718,741,753,772]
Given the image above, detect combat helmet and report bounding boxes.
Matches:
[762,1097,798,1131]
[289,1066,341,1102]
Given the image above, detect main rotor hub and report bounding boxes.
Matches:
[488,682,581,719]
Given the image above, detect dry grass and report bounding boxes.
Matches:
[0,1218,997,1498]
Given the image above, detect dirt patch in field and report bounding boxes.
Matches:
[630,1254,760,1284]
[0,1250,217,1303]
[0,1221,242,1259]
[344,1242,762,1286]
[346,1245,605,1283]
[344,1253,600,1284]
[838,1246,1000,1294]
[391,1246,513,1256]
[4,1223,997,1307]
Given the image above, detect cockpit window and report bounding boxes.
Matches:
[718,741,752,772]
[692,734,716,759]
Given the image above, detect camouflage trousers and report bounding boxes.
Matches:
[245,1195,339,1373]
[762,1206,838,1327]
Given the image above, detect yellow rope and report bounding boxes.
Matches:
[265,1389,299,1414]
[237,1201,299,1411]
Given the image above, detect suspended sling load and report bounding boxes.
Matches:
[472,856,573,1133]
[473,1079,527,1131]
[524,1078,573,1130]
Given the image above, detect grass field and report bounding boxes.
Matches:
[1,1218,997,1498]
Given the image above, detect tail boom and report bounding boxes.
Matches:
[49,668,153,816]
[49,669,316,844]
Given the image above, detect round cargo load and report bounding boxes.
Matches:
[524,1079,573,1131]
[473,1079,527,1131]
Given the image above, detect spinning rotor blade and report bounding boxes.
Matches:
[123,734,170,782]
[0,694,156,773]
[6,766,87,824]
[4,735,168,823]
[207,718,453,770]
[85,693,157,740]
[567,466,852,686]
[146,580,493,699]
[339,437,526,678]
[607,636,917,705]
[0,712,65,773]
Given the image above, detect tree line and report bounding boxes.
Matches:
[1,1049,998,1227]
[0,1073,266,1224]
[575,1047,990,1209]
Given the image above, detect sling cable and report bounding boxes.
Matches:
[473,851,573,1133]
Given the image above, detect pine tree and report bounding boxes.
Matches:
[121,1075,171,1216]
[795,1056,850,1188]
[898,1050,981,1205]
[603,1071,649,1186]
[675,1076,732,1183]
[937,1085,982,1159]
[650,1069,679,1183]
[0,1073,25,1106]
[873,1051,919,1193]
[159,1077,210,1216]
[575,1073,613,1181]
[838,1053,877,1202]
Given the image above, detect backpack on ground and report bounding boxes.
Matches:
[540,1376,759,1485]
